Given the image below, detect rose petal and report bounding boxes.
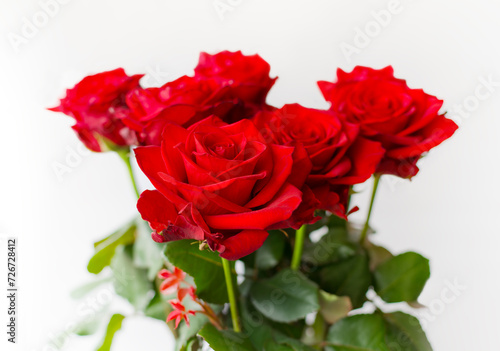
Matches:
[204,183,302,230]
[218,230,269,260]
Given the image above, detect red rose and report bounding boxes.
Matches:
[49,68,142,152]
[123,77,216,145]
[135,117,302,260]
[253,104,384,221]
[194,50,277,106]
[318,66,458,178]
[123,52,277,145]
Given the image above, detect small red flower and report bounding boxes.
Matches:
[167,300,197,328]
[158,267,186,295]
[177,286,197,302]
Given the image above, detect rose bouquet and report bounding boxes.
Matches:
[50,51,457,351]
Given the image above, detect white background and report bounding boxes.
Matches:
[1,0,499,350]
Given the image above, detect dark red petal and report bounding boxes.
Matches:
[272,185,321,230]
[160,123,190,181]
[204,183,302,230]
[245,144,294,208]
[158,173,251,215]
[218,230,269,260]
[329,137,385,185]
[287,143,313,189]
[386,116,458,159]
[137,190,178,233]
[376,156,420,178]
[135,146,168,187]
[201,172,267,206]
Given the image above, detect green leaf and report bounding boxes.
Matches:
[198,323,255,351]
[326,314,390,351]
[176,314,208,351]
[365,242,393,271]
[374,252,430,303]
[110,245,153,310]
[164,240,228,304]
[269,319,306,341]
[327,215,348,230]
[240,297,314,351]
[133,219,165,281]
[88,221,136,274]
[318,254,371,308]
[303,226,355,267]
[255,231,286,270]
[250,269,319,323]
[144,290,170,321]
[96,314,126,351]
[318,290,352,324]
[240,296,275,350]
[384,312,432,351]
[264,340,296,351]
[273,332,317,351]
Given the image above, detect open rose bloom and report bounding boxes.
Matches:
[50,51,458,350]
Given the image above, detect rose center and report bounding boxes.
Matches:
[210,142,235,159]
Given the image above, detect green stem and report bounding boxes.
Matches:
[221,257,241,333]
[359,175,381,244]
[291,225,307,270]
[118,149,140,199]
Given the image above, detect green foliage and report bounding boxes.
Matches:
[164,240,229,304]
[239,298,316,351]
[384,312,432,351]
[303,221,355,267]
[110,245,153,310]
[96,314,126,351]
[77,209,434,351]
[144,290,170,321]
[374,252,430,303]
[318,254,372,308]
[326,314,390,351]
[176,314,209,351]
[198,323,255,351]
[250,269,319,323]
[255,231,286,270]
[88,220,136,274]
[318,290,352,324]
[325,312,432,351]
[133,219,165,281]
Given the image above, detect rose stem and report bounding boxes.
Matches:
[291,225,306,270]
[359,174,381,244]
[221,257,242,332]
[118,148,140,199]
